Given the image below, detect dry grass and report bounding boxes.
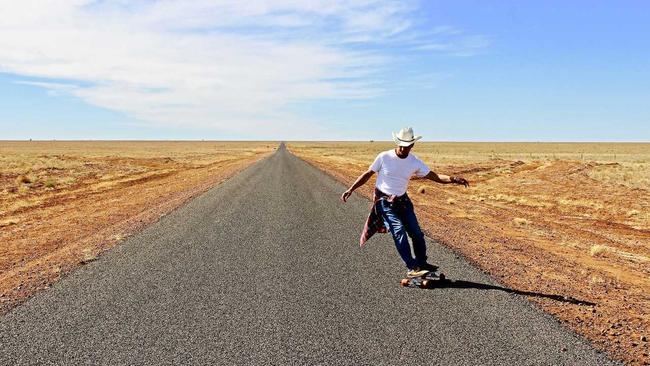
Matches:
[0,218,19,227]
[79,248,98,264]
[288,141,650,366]
[588,162,650,190]
[513,217,531,227]
[0,141,275,315]
[15,175,32,185]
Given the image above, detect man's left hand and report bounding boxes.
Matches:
[450,176,469,187]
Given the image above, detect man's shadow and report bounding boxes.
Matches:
[425,279,596,306]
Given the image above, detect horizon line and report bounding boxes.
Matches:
[1,139,649,144]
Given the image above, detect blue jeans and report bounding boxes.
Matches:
[376,195,428,269]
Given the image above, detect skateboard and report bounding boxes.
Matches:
[400,270,447,289]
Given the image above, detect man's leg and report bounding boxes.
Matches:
[376,200,418,269]
[400,200,428,266]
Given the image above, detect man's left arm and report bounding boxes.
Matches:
[423,171,469,187]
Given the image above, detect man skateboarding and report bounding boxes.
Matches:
[340,127,469,278]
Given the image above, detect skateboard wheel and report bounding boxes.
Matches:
[439,273,446,281]
[420,280,429,288]
[400,278,410,287]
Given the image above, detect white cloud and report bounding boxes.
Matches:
[0,1,488,136]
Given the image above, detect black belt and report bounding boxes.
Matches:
[374,188,409,203]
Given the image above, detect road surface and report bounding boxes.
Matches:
[0,144,618,365]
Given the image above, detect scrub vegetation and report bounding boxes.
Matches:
[288,141,650,366]
[0,141,274,313]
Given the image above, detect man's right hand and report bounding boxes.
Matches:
[341,169,374,203]
[340,190,352,203]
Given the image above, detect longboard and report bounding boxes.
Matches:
[400,271,447,289]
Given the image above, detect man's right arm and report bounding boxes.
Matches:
[340,169,375,203]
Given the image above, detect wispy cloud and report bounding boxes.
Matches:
[412,26,491,56]
[0,0,489,136]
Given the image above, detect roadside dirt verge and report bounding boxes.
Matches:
[288,141,649,366]
[0,141,275,314]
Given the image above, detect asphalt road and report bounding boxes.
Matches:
[0,144,618,365]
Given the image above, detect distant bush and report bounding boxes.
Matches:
[45,179,57,188]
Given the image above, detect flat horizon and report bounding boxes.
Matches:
[2,139,649,144]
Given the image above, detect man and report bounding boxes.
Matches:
[340,127,469,277]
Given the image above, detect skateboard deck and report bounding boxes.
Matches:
[400,270,447,289]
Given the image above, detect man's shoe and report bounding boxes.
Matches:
[419,262,438,272]
[407,268,430,278]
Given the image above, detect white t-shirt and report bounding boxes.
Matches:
[369,149,431,196]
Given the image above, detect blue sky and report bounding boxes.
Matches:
[0,1,648,141]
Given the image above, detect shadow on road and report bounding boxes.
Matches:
[428,279,596,306]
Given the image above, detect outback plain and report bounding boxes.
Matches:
[289,141,650,366]
[0,141,274,313]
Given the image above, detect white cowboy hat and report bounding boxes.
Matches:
[392,127,422,147]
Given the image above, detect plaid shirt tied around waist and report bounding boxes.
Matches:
[359,187,411,247]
